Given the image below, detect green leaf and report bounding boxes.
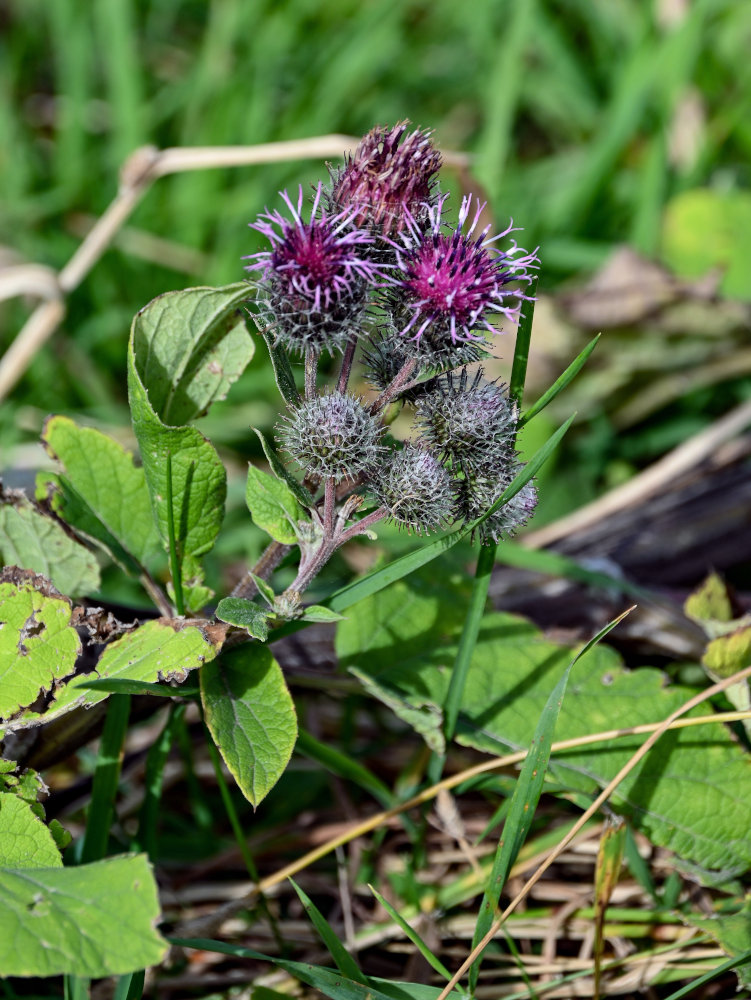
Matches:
[0,571,80,721]
[0,855,167,977]
[41,415,161,576]
[253,427,314,508]
[662,189,751,300]
[684,572,734,627]
[367,884,452,981]
[0,485,100,596]
[131,283,254,425]
[299,605,346,623]
[128,333,226,612]
[260,331,300,407]
[250,572,277,607]
[11,618,225,730]
[684,900,751,989]
[201,644,297,807]
[172,938,467,1000]
[215,597,270,640]
[519,333,600,427]
[245,464,304,545]
[296,729,394,808]
[337,572,751,880]
[289,878,367,984]
[703,626,751,679]
[0,793,62,868]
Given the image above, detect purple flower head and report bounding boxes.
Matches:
[244,184,381,355]
[328,121,442,236]
[386,195,539,367]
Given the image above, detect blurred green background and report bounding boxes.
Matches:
[2,0,750,599]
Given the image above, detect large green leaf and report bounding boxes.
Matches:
[0,485,100,595]
[0,855,167,977]
[245,463,304,545]
[336,571,751,880]
[128,337,226,613]
[0,794,62,869]
[130,282,254,425]
[0,571,80,722]
[40,415,161,575]
[201,644,297,807]
[7,618,225,731]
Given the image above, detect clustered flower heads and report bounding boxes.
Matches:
[246,122,539,545]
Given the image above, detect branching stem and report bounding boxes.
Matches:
[371,358,417,414]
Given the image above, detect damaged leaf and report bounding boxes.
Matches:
[0,569,80,722]
[6,617,226,731]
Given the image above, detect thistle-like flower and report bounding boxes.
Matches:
[245,184,380,355]
[370,445,454,534]
[458,468,537,544]
[416,368,518,470]
[277,392,383,482]
[385,195,538,367]
[328,121,442,236]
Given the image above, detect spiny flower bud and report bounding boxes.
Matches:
[328,121,442,236]
[244,184,380,355]
[458,468,537,544]
[416,368,518,470]
[277,392,383,482]
[370,445,454,534]
[385,194,539,367]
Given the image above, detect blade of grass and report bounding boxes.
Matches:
[593,818,626,1000]
[367,884,453,982]
[518,333,600,427]
[171,937,459,1000]
[81,693,131,863]
[468,608,632,992]
[509,278,537,409]
[165,450,184,616]
[296,728,394,809]
[64,975,90,1000]
[440,540,496,751]
[113,970,145,1000]
[289,878,367,984]
[133,702,186,858]
[662,948,751,1000]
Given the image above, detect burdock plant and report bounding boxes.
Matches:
[0,119,618,997]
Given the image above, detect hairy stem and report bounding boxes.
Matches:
[337,337,357,394]
[304,347,318,399]
[230,540,292,599]
[323,477,335,535]
[338,505,388,545]
[371,358,417,414]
